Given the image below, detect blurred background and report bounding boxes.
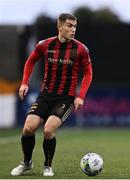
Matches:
[0,0,130,128]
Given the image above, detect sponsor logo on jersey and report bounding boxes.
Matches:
[48,57,74,65]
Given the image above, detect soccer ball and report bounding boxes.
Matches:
[80,153,103,176]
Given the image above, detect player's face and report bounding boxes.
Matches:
[59,19,77,41]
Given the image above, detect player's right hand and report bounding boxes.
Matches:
[19,84,29,100]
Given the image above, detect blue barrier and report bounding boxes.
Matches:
[16,88,130,127]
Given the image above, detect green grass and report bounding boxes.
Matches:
[0,128,130,179]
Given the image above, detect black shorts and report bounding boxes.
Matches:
[28,92,75,122]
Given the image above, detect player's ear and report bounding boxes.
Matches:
[57,20,60,29]
[57,20,63,31]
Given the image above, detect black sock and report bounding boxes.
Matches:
[43,137,56,166]
[21,135,35,164]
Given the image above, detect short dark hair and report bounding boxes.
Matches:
[58,13,77,23]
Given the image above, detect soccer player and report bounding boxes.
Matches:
[11,13,93,176]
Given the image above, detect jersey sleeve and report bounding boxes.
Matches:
[78,44,93,99]
[80,44,91,66]
[21,41,44,85]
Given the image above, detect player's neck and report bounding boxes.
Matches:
[58,35,71,43]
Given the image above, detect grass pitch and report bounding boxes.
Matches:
[0,128,130,179]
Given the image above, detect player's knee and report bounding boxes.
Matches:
[43,126,53,138]
[23,125,34,136]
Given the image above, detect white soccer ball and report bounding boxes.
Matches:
[80,153,103,176]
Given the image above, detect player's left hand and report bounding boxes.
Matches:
[74,97,84,111]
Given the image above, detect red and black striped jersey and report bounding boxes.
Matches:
[22,36,92,99]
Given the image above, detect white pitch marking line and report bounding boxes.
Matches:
[0,136,20,145]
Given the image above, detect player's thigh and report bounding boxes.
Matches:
[23,114,42,135]
[44,115,62,132]
[43,96,74,133]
